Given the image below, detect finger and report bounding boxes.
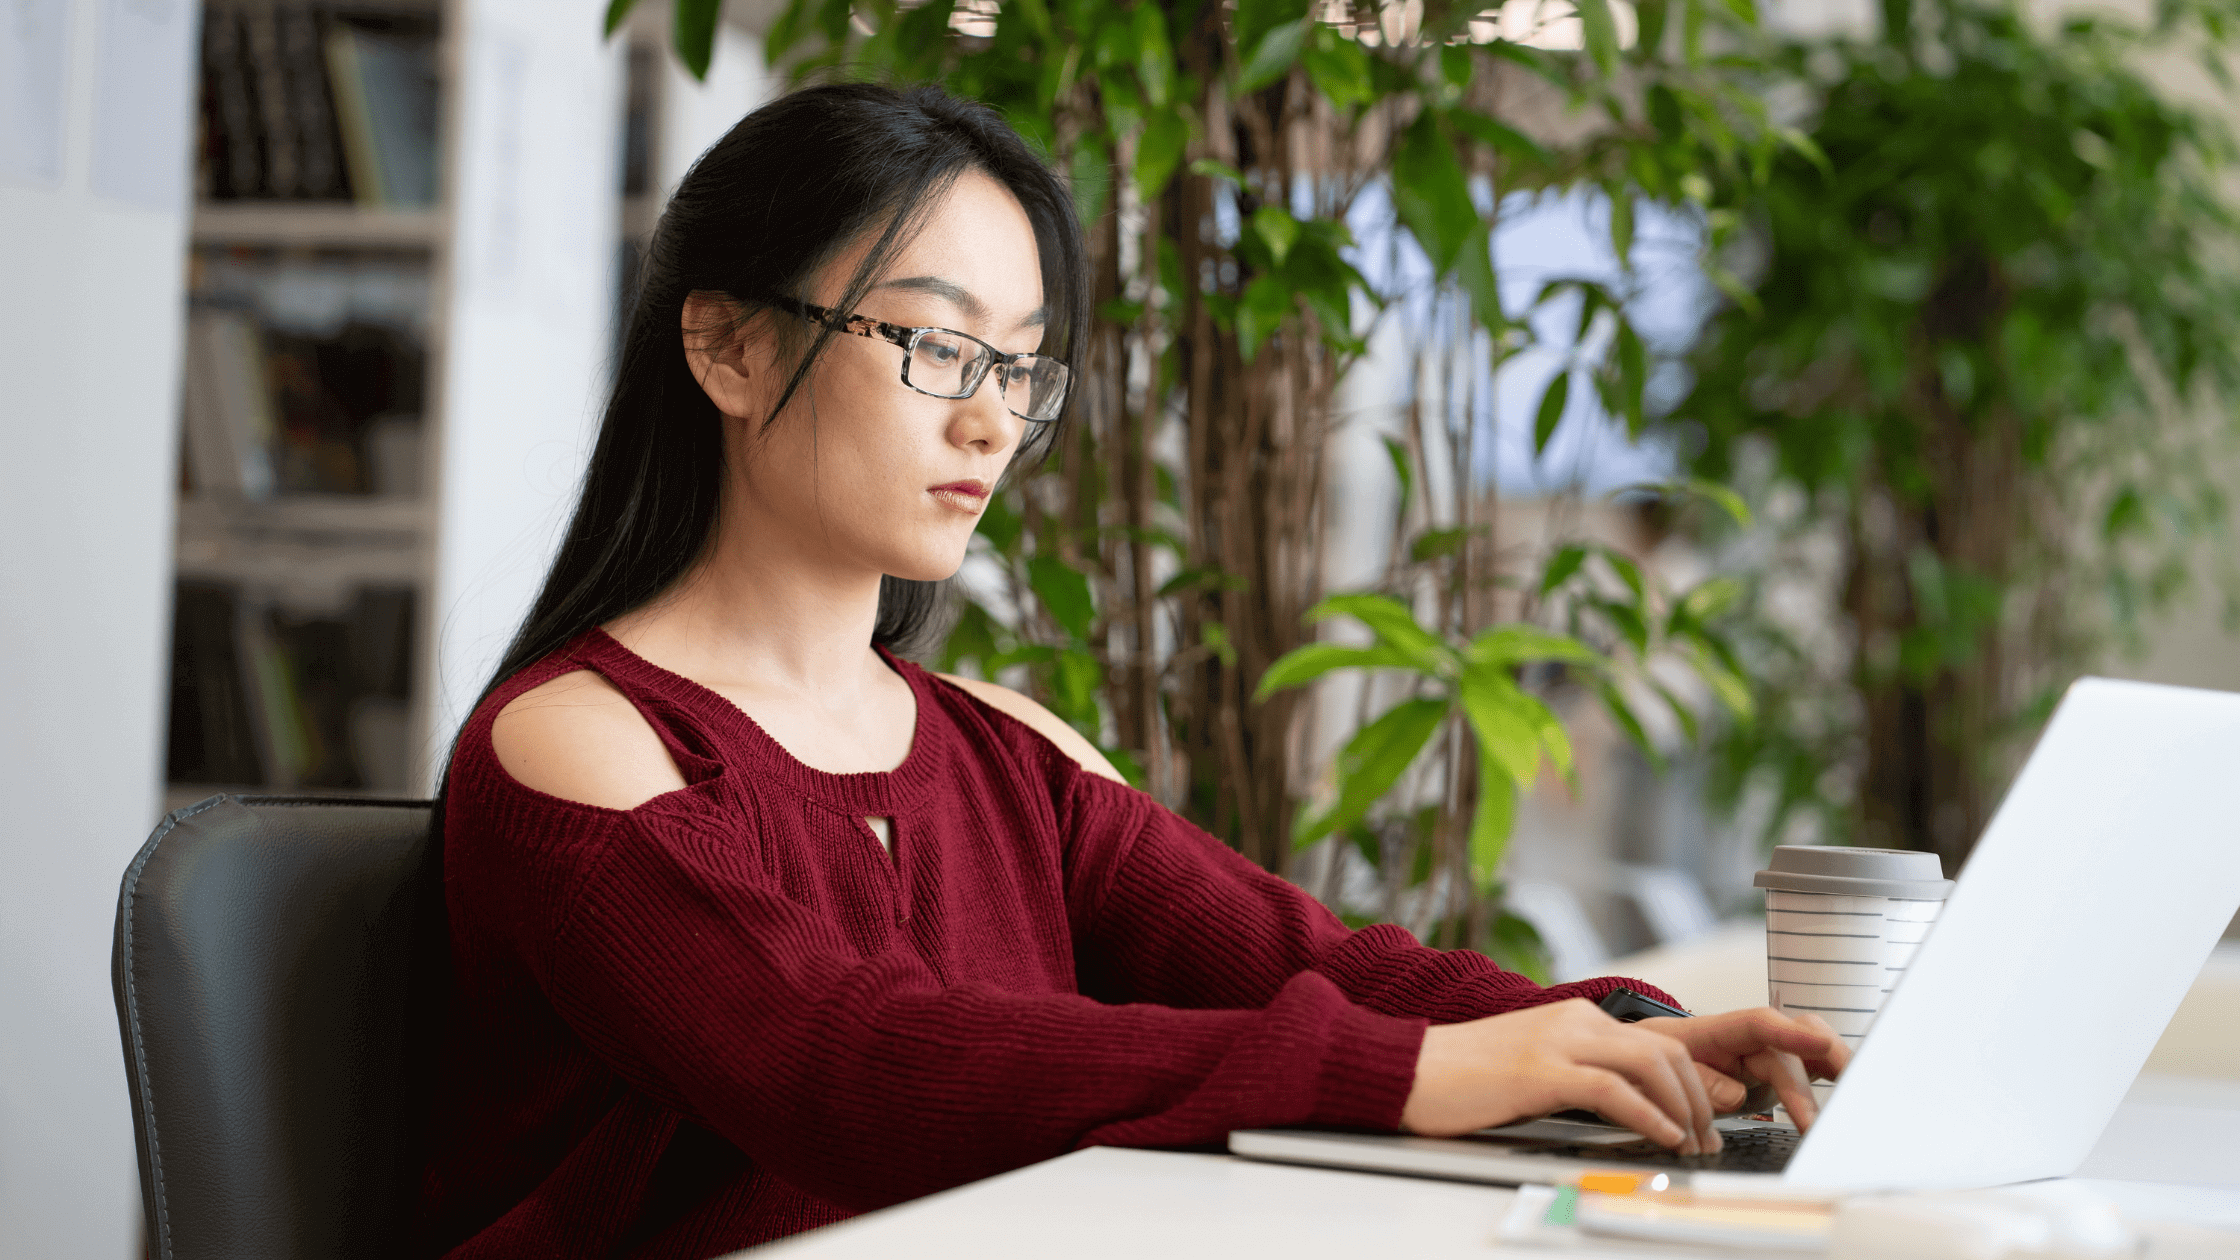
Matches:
[1747,1048,1820,1130]
[1787,1011,1852,1080]
[1665,1036,1722,1153]
[1568,1066,1689,1150]
[1694,1061,1749,1112]
[1595,1031,1710,1154]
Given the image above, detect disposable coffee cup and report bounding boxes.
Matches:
[1754,846,1955,1113]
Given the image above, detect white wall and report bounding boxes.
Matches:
[0,1,199,1256]
[430,0,626,762]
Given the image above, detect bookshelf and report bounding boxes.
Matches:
[163,0,715,812]
[163,0,449,811]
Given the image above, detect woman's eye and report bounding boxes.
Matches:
[920,338,962,366]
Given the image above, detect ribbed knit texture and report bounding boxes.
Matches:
[418,629,1680,1258]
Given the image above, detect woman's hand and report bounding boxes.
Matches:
[1635,1007,1850,1131]
[1400,999,1748,1153]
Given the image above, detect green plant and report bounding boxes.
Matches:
[1680,0,2240,864]
[1254,473,1752,967]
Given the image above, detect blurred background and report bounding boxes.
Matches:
[5,0,2239,1252]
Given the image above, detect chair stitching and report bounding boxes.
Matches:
[122,794,230,1260]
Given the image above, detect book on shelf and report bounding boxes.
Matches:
[325,20,442,209]
[195,1,439,208]
[182,309,281,499]
[167,582,419,792]
[180,293,427,499]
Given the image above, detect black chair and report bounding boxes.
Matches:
[112,795,447,1260]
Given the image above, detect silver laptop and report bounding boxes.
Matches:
[1232,677,2240,1193]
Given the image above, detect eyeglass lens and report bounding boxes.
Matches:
[905,329,1070,422]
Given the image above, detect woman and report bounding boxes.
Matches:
[419,82,1845,1258]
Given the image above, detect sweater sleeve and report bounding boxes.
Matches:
[1058,769,1685,1023]
[525,805,1425,1213]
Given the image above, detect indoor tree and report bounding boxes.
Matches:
[1680,0,2240,867]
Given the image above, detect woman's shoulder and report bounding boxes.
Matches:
[491,670,691,811]
[924,669,1127,786]
[451,632,721,818]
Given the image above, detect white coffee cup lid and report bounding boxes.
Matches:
[1753,845,1955,899]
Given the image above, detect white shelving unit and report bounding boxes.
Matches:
[165,0,629,807]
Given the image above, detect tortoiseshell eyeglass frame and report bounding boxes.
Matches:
[756,293,1070,423]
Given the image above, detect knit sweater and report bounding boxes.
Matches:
[418,628,1679,1258]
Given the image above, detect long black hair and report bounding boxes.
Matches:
[464,82,1086,730]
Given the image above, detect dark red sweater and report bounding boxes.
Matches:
[419,628,1677,1258]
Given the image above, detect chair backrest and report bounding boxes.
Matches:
[112,795,445,1260]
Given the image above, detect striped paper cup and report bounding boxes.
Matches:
[1754,846,1954,1111]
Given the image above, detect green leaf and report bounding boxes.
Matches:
[1607,185,1635,264]
[1133,3,1174,108]
[1468,766,1517,894]
[1308,593,1457,673]
[1533,371,1571,455]
[1440,42,1474,88]
[1254,642,1425,699]
[1390,110,1477,276]
[1687,478,1753,527]
[1236,274,1292,363]
[1450,110,1553,170]
[1253,205,1302,265]
[1410,523,1489,563]
[1188,158,1247,184]
[1052,647,1103,732]
[1459,666,1544,791]
[1302,28,1374,111]
[604,0,640,37]
[1674,576,1743,627]
[672,0,721,80]
[1614,319,1646,433]
[1649,678,1700,743]
[1540,544,1588,594]
[1595,677,1665,772]
[1156,564,1248,598]
[1600,547,1646,602]
[1594,597,1651,656]
[1135,109,1190,200]
[1455,222,1506,341]
[1202,619,1239,667]
[1690,644,1754,721]
[1576,0,1621,75]
[1295,697,1450,846]
[1237,17,1310,94]
[1382,435,1415,520]
[1469,624,1606,670]
[1027,554,1096,642]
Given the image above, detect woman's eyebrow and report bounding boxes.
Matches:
[877,275,1046,328]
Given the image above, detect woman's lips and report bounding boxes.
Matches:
[929,481,990,513]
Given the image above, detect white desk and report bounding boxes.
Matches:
[745,1075,2240,1258]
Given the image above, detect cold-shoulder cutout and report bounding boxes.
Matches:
[936,672,1127,785]
[493,669,690,810]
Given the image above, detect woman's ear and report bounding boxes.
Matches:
[681,292,774,420]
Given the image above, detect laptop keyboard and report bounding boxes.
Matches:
[1469,1124,1801,1173]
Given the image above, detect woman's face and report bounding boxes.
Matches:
[692,170,1048,586]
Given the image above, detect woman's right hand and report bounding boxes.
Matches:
[1399,998,1745,1154]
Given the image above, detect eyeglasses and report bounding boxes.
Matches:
[758,294,1071,423]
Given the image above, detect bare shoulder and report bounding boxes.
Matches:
[936,673,1127,785]
[491,670,689,810]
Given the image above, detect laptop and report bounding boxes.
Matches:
[1231,677,2240,1193]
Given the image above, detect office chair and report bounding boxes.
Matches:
[112,795,446,1260]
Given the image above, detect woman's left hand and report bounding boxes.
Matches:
[1635,1007,1850,1131]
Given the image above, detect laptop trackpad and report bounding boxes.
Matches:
[1477,1117,1647,1145]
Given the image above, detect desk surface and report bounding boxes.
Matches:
[746,1075,2240,1259]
